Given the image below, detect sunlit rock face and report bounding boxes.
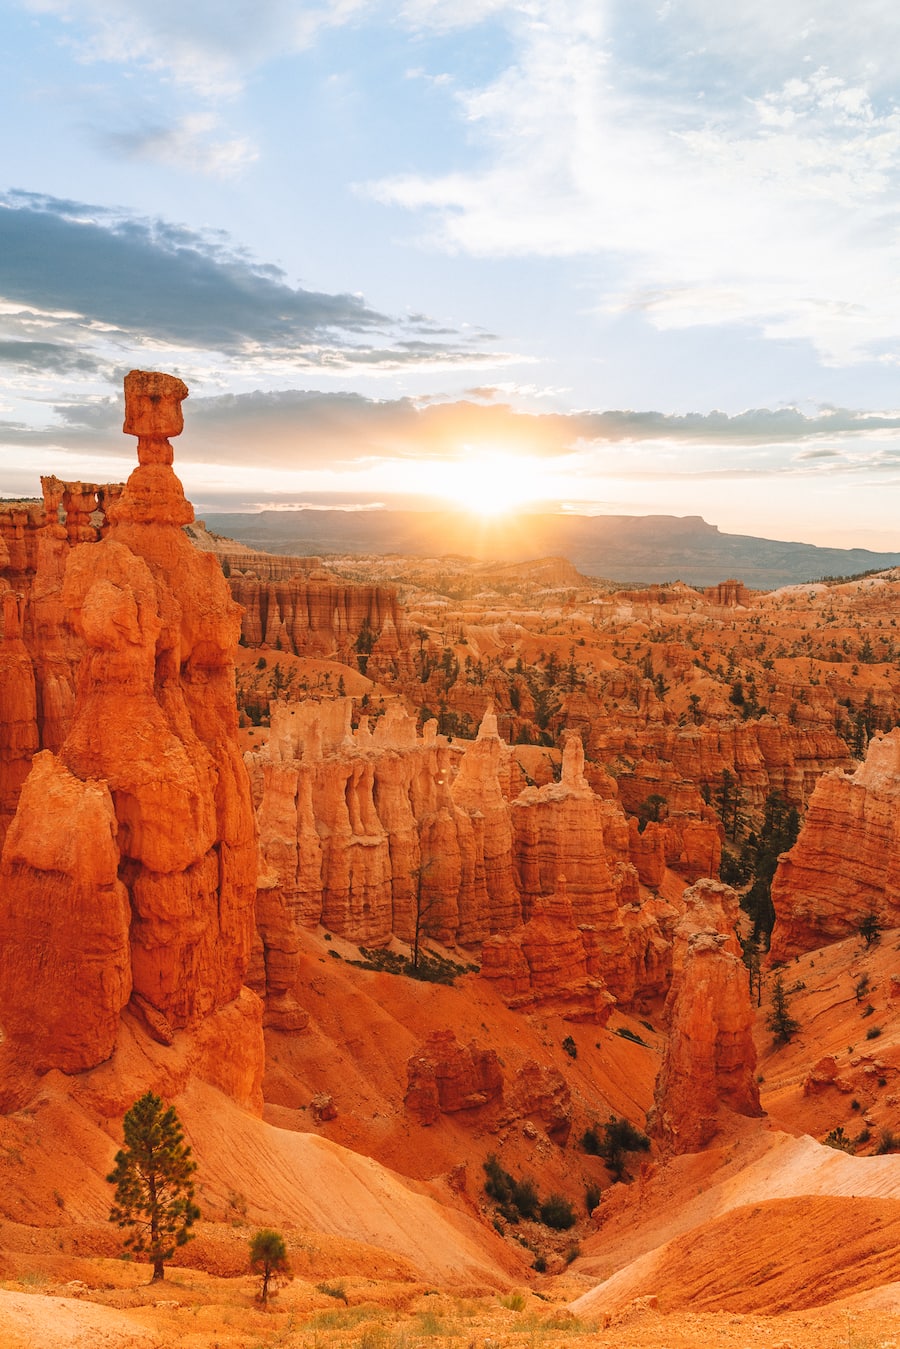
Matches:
[770,729,900,960]
[250,704,674,1018]
[648,879,762,1153]
[0,371,259,1109]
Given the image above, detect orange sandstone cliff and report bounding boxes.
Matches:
[770,727,900,959]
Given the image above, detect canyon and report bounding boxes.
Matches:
[1,372,900,1347]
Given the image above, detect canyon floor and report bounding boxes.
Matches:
[3,925,900,1348]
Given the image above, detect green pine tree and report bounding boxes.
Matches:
[107,1092,200,1281]
[249,1228,291,1305]
[766,973,800,1046]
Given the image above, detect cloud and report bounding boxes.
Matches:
[0,340,103,375]
[25,0,356,96]
[13,388,900,472]
[26,0,512,95]
[0,191,387,350]
[0,193,506,383]
[98,115,258,178]
[366,0,900,365]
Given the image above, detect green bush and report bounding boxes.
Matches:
[615,1026,649,1047]
[581,1115,651,1181]
[539,1194,576,1230]
[510,1176,540,1221]
[823,1126,856,1154]
[562,1035,578,1059]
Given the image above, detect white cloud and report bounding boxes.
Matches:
[25,0,329,95]
[367,0,900,365]
[100,114,258,177]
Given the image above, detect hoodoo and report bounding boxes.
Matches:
[0,371,259,1108]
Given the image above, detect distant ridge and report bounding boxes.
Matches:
[200,508,900,589]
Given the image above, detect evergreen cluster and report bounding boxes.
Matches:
[482,1154,576,1230]
[580,1115,651,1182]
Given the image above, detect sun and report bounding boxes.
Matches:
[433,449,550,516]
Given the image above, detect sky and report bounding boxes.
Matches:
[4,1,900,548]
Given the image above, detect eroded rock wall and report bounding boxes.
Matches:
[249,705,676,1017]
[770,728,900,959]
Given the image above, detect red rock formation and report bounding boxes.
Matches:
[502,1060,572,1144]
[250,704,674,1015]
[704,579,751,607]
[228,570,408,663]
[648,880,762,1152]
[247,700,489,1011]
[770,729,900,959]
[0,753,130,1079]
[480,880,617,1022]
[0,371,258,1107]
[405,1029,504,1125]
[0,590,38,839]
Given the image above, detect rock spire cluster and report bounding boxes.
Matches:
[0,371,259,1108]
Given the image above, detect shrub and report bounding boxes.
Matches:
[866,1026,883,1040]
[580,1125,602,1157]
[859,912,883,948]
[499,1291,526,1311]
[562,1036,578,1059]
[565,1242,582,1264]
[876,1129,900,1154]
[539,1194,576,1230]
[823,1126,856,1154]
[317,1280,348,1302]
[510,1176,540,1221]
[615,1026,649,1047]
[582,1115,651,1181]
[532,1254,547,1273]
[585,1184,601,1214]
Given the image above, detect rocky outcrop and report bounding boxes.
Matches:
[502,1061,572,1145]
[605,721,850,821]
[0,590,39,839]
[0,371,259,1108]
[479,880,617,1023]
[228,570,409,665]
[648,880,762,1153]
[0,753,130,1074]
[769,729,900,959]
[249,706,675,1016]
[704,579,751,607]
[405,1029,504,1125]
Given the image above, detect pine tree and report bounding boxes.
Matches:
[766,973,800,1046]
[249,1228,291,1305]
[107,1092,200,1281]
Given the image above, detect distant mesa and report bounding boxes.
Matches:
[199,506,900,589]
